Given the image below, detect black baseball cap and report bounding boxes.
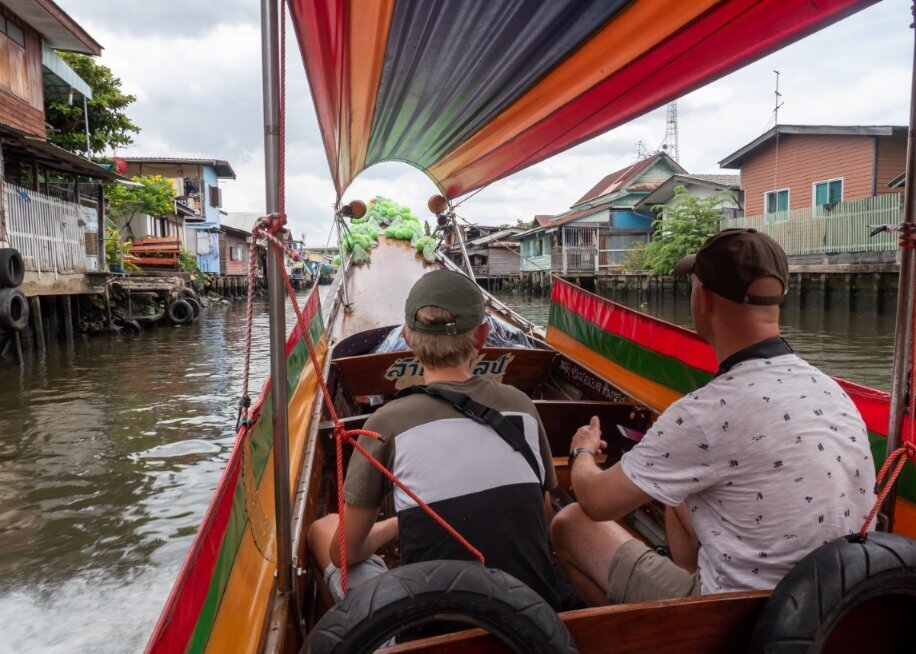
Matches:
[405,270,485,334]
[673,229,789,305]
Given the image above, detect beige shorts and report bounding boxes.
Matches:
[606,539,701,604]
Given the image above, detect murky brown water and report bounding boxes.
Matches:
[0,285,896,653]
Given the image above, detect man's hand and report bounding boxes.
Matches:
[571,415,607,456]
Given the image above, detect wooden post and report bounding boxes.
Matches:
[97,184,106,271]
[29,296,44,354]
[13,331,23,365]
[74,294,82,333]
[46,296,59,345]
[62,295,74,346]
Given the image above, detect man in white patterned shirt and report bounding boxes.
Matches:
[552,229,875,605]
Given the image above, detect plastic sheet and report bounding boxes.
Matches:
[373,314,533,353]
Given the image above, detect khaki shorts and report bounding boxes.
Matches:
[606,539,701,604]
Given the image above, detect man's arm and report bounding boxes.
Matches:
[329,506,398,567]
[569,416,652,522]
[665,503,698,572]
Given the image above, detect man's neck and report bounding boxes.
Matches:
[424,364,473,384]
[712,327,782,364]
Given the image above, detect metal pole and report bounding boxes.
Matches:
[260,0,293,593]
[881,6,916,532]
[83,95,91,158]
[452,213,475,279]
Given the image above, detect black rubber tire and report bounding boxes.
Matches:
[180,287,200,303]
[749,532,916,653]
[185,296,202,319]
[0,287,29,331]
[119,318,142,334]
[0,248,24,288]
[167,298,194,325]
[302,560,578,654]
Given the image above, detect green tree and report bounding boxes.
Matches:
[644,185,732,274]
[620,240,649,273]
[44,53,139,155]
[107,175,176,236]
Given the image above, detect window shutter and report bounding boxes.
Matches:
[209,186,222,208]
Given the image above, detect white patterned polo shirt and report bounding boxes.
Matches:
[621,353,876,594]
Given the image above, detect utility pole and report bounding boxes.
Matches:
[660,101,679,162]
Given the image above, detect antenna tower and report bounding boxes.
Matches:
[660,101,679,162]
[635,140,651,160]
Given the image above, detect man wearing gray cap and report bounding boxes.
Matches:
[308,269,563,608]
[552,229,875,606]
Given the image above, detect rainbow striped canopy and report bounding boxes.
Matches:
[289,0,877,199]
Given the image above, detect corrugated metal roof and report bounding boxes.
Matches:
[121,157,237,179]
[719,125,906,169]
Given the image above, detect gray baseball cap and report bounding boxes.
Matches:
[404,270,485,335]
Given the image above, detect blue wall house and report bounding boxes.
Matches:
[121,158,236,274]
[518,152,685,283]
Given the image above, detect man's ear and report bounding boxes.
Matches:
[401,325,411,347]
[700,285,716,313]
[474,321,490,350]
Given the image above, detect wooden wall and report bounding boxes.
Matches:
[875,134,907,194]
[487,246,519,277]
[0,8,45,136]
[740,135,875,215]
[219,231,249,276]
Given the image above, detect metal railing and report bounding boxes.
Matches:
[4,182,88,277]
[721,193,901,256]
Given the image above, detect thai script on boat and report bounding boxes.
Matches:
[385,353,515,390]
[557,359,627,402]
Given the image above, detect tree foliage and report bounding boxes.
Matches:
[44,53,140,155]
[620,240,650,273]
[107,175,176,221]
[644,185,732,274]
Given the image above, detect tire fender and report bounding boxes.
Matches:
[0,287,29,331]
[749,532,916,653]
[303,560,578,654]
[180,287,200,303]
[0,248,24,288]
[167,298,194,325]
[185,296,202,319]
[120,318,142,334]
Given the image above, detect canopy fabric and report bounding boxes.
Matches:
[289,0,877,200]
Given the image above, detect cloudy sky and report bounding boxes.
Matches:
[63,1,910,245]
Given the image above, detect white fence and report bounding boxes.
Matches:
[4,183,88,277]
[721,194,901,257]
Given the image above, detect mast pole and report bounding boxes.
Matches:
[260,0,293,591]
[881,4,916,532]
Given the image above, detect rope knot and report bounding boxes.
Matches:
[859,440,916,537]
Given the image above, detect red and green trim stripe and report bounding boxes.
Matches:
[547,278,916,506]
[146,287,324,654]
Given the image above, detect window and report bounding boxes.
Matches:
[0,17,29,99]
[813,178,843,211]
[764,189,789,222]
[209,185,222,208]
[230,245,247,262]
[534,237,543,257]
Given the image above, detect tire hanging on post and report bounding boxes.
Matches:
[0,248,24,288]
[167,298,194,326]
[0,287,29,331]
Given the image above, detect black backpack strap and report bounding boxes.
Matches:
[397,385,544,488]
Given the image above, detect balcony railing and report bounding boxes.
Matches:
[4,182,89,277]
[721,194,901,257]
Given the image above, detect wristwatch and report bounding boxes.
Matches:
[568,447,596,467]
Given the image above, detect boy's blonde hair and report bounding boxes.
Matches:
[405,306,479,369]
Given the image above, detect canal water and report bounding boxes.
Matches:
[0,286,896,653]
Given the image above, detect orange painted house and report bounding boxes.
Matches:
[719,125,906,217]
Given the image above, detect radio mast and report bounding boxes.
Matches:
[660,101,679,162]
